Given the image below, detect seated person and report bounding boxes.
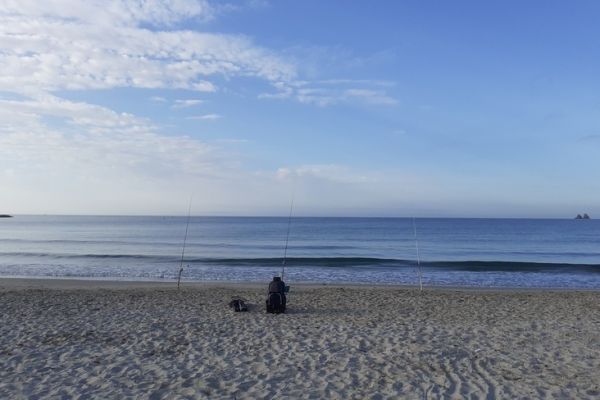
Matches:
[267,276,287,311]
[268,276,285,294]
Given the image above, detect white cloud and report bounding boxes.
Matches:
[343,89,398,105]
[0,0,397,111]
[186,113,222,120]
[0,94,223,178]
[317,79,396,87]
[275,167,292,180]
[173,99,204,108]
[276,164,377,184]
[191,81,218,92]
[0,0,407,215]
[0,2,296,95]
[1,0,215,27]
[0,0,298,214]
[214,138,248,144]
[260,80,398,107]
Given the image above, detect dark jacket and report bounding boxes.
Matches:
[268,278,286,294]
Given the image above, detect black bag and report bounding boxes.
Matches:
[229,298,248,312]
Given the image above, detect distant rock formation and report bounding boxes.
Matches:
[575,213,591,219]
[0,214,12,218]
[583,213,591,219]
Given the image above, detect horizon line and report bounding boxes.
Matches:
[4,213,589,220]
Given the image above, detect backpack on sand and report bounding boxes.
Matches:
[228,298,248,312]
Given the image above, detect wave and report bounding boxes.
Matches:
[0,251,172,261]
[1,252,399,265]
[201,258,600,273]
[0,239,355,251]
[427,260,600,273]
[1,252,600,272]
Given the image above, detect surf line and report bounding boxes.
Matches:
[412,217,424,292]
[177,196,193,290]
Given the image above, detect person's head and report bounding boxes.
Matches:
[273,276,281,282]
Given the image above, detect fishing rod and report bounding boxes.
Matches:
[177,196,193,290]
[412,217,424,292]
[281,196,294,281]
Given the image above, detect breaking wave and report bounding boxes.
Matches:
[2,252,600,273]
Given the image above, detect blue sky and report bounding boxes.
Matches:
[1,0,599,217]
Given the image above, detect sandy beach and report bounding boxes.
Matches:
[1,278,599,399]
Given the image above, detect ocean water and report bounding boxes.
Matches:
[1,216,599,288]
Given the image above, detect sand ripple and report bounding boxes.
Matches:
[1,280,599,399]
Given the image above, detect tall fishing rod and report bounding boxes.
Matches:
[177,196,193,290]
[412,217,424,292]
[281,196,294,281]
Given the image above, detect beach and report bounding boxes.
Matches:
[1,279,599,399]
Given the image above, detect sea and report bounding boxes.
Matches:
[1,215,599,289]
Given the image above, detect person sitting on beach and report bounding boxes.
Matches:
[266,276,287,313]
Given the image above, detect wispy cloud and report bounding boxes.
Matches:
[0,94,221,177]
[1,0,397,112]
[214,138,249,144]
[172,99,204,108]
[276,164,377,184]
[186,113,222,120]
[0,0,293,213]
[260,80,398,107]
[343,89,398,105]
[2,0,216,27]
[317,79,396,87]
[0,0,406,215]
[0,1,296,95]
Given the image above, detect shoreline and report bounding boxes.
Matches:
[2,276,600,293]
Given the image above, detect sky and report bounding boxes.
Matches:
[1,0,599,217]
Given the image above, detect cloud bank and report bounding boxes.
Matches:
[0,0,403,215]
[0,1,296,94]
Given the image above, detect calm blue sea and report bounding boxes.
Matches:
[1,216,599,288]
